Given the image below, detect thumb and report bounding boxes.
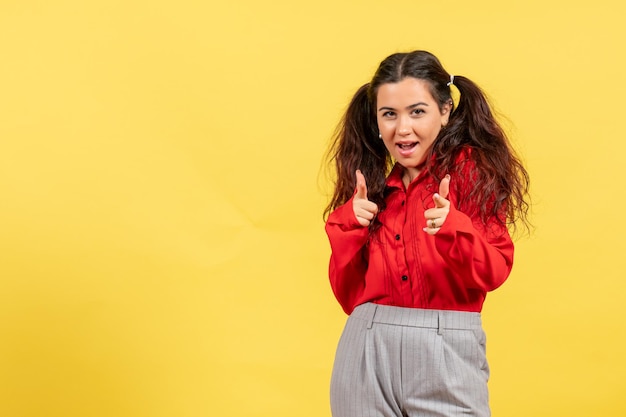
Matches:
[354,169,368,200]
[435,174,450,208]
[438,174,450,199]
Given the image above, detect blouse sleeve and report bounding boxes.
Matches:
[433,151,514,292]
[324,197,370,314]
[434,206,514,292]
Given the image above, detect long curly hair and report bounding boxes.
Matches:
[324,50,530,234]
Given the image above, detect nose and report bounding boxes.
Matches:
[397,116,411,136]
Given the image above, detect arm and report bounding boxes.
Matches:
[434,206,513,292]
[325,198,370,314]
[423,163,514,292]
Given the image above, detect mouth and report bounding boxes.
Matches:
[396,142,418,156]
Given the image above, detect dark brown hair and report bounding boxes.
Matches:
[324,50,530,233]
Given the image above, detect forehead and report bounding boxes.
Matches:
[376,77,436,105]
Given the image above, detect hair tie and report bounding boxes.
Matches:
[447,74,454,87]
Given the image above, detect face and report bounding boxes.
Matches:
[376,77,451,180]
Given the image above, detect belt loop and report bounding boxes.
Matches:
[437,312,443,335]
[367,304,377,329]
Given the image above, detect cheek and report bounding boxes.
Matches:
[424,121,442,140]
[382,139,398,154]
[377,120,391,133]
[378,127,396,143]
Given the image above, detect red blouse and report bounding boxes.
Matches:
[325,157,514,315]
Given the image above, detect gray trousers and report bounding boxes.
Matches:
[330,303,490,417]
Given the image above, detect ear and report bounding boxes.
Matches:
[440,99,453,126]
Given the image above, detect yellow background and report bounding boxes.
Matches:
[1,1,624,416]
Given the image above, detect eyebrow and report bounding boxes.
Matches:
[378,102,430,112]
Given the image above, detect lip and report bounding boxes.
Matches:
[396,141,419,157]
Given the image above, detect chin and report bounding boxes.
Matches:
[397,156,425,168]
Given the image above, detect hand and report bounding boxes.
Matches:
[353,170,379,227]
[423,174,451,235]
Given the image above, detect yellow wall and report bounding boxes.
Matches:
[1,1,624,416]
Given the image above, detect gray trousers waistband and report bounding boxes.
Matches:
[351,303,482,334]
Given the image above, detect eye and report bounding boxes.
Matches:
[411,108,426,116]
[382,111,396,118]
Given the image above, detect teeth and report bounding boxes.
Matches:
[399,143,417,149]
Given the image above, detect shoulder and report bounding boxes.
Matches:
[451,146,478,181]
[447,147,481,210]
[455,145,474,164]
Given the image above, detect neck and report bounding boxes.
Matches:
[402,168,421,187]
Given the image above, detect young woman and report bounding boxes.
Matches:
[324,50,530,417]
